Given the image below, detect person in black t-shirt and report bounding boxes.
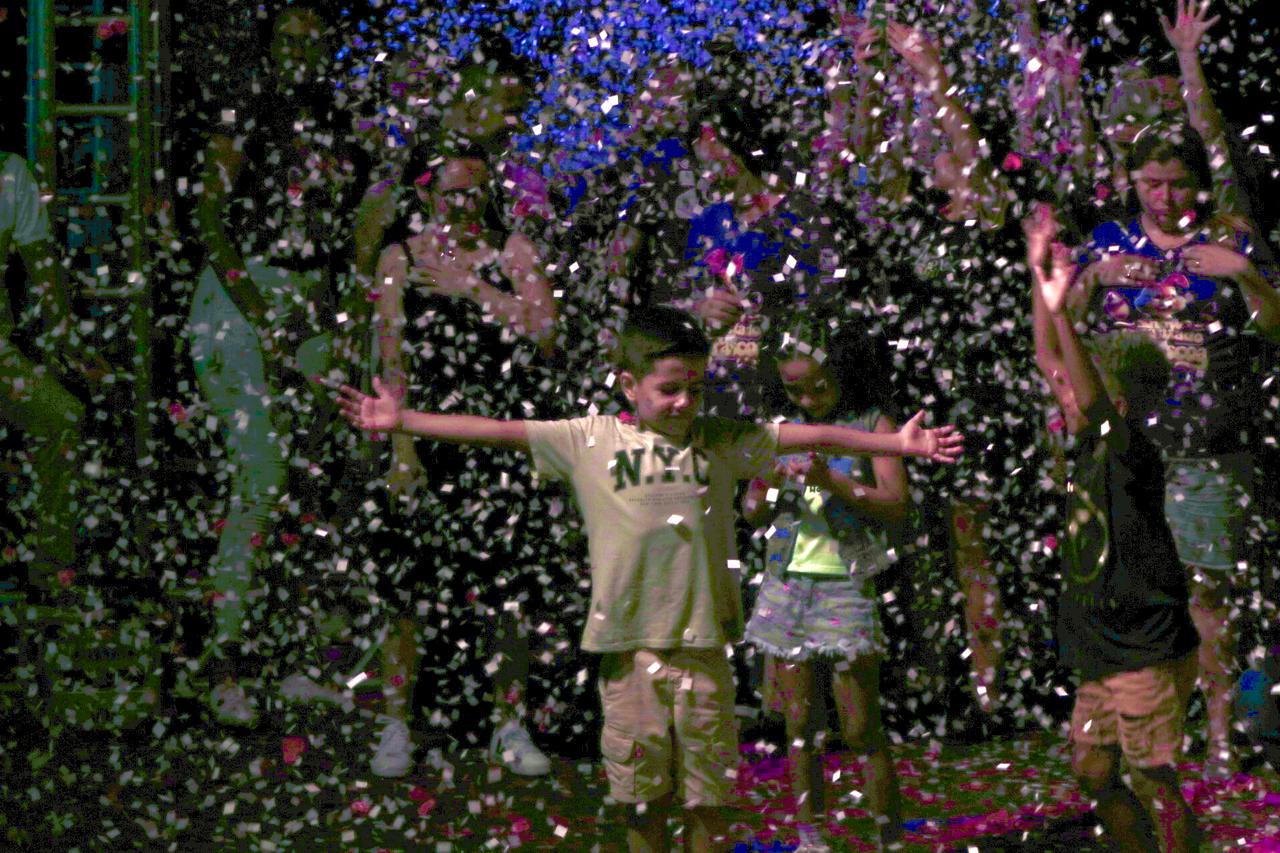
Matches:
[1032,213,1199,853]
[369,151,560,778]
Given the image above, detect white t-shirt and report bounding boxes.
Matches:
[0,153,52,264]
[527,415,780,652]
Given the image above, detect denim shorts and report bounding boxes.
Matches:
[1163,455,1252,573]
[744,571,883,662]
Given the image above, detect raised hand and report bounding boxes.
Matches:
[337,375,402,433]
[1022,202,1060,277]
[1043,33,1087,90]
[886,21,945,87]
[1037,242,1076,315]
[899,410,964,463]
[1161,0,1220,55]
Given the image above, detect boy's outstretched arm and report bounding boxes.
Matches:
[336,376,530,451]
[777,410,962,463]
[1038,243,1109,431]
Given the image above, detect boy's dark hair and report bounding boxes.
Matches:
[1125,123,1215,223]
[1086,330,1171,412]
[614,307,711,376]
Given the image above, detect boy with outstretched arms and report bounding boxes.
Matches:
[1030,213,1201,853]
[338,307,961,853]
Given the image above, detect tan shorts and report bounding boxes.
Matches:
[598,647,738,808]
[1069,654,1197,769]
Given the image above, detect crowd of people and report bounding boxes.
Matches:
[3,0,1279,850]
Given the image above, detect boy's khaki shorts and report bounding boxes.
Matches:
[1069,654,1197,769]
[598,647,738,808]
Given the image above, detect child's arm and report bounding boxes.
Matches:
[1037,243,1111,431]
[1026,205,1087,432]
[499,231,560,358]
[741,468,784,527]
[337,376,530,451]
[1162,0,1244,220]
[777,410,962,462]
[805,417,910,526]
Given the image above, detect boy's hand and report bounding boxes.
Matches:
[337,375,402,433]
[1161,0,1219,56]
[1037,242,1076,315]
[799,453,834,488]
[899,410,963,463]
[1023,202,1059,277]
[775,454,824,485]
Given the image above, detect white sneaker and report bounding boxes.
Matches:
[488,720,551,776]
[280,673,354,712]
[371,716,414,778]
[210,680,258,727]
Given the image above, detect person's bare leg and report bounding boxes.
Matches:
[950,502,1004,714]
[382,616,417,721]
[1129,764,1200,853]
[833,656,902,846]
[1188,573,1235,769]
[626,796,673,853]
[491,609,531,723]
[686,805,730,853]
[773,658,823,821]
[1,340,86,592]
[1072,743,1159,852]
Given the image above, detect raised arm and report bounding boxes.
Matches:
[1009,0,1096,197]
[1037,243,1110,429]
[500,231,559,357]
[777,410,962,462]
[337,375,530,451]
[885,22,980,169]
[885,20,1009,228]
[1162,0,1242,217]
[1027,205,1068,381]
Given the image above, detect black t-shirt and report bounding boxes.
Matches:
[1056,401,1199,680]
[394,239,556,569]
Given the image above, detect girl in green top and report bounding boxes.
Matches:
[742,322,906,853]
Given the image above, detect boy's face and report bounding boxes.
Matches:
[621,355,707,441]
